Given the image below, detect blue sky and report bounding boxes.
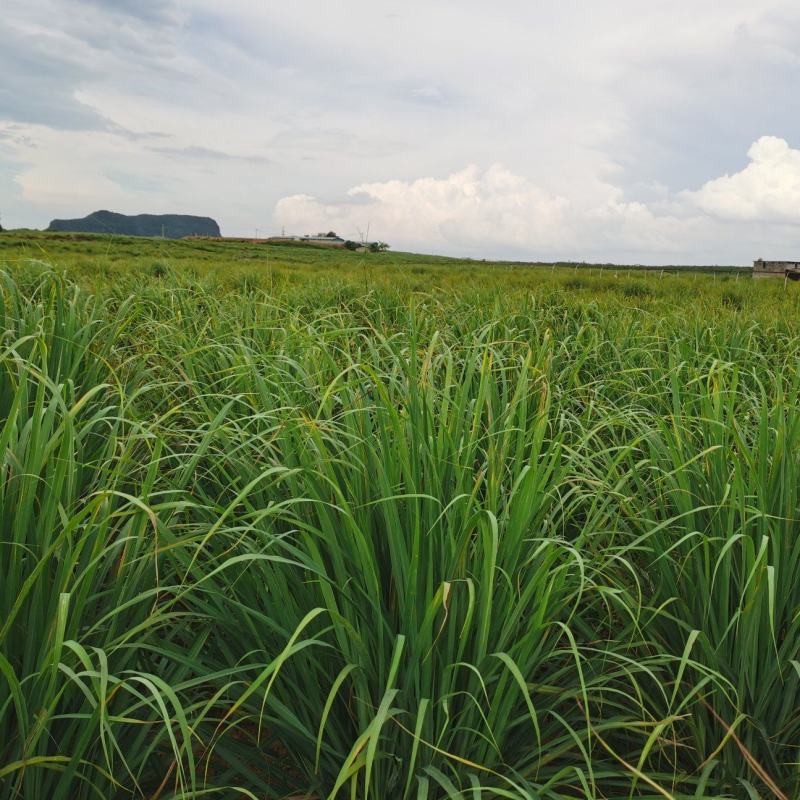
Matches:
[2,0,800,263]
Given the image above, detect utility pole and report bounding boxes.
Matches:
[358,222,371,293]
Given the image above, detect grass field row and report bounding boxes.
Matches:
[1,236,799,799]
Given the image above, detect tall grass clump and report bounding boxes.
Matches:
[131,292,691,798]
[618,356,800,797]
[0,272,224,799]
[564,321,800,798]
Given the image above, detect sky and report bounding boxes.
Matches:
[2,0,800,264]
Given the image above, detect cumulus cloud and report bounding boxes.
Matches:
[274,165,572,253]
[273,164,709,260]
[273,140,800,263]
[690,136,800,222]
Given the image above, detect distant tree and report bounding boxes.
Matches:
[344,240,359,251]
[326,230,338,238]
[369,241,389,252]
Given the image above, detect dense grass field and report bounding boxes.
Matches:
[1,232,799,799]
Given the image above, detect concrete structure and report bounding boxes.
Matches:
[267,233,346,247]
[753,259,800,280]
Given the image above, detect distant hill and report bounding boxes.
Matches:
[47,210,220,239]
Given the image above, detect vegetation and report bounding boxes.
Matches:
[1,232,798,799]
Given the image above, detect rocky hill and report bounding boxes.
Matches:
[47,210,220,239]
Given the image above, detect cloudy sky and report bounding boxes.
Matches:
[2,0,800,263]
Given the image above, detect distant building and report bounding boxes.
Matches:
[307,233,346,244]
[753,259,800,280]
[267,232,346,247]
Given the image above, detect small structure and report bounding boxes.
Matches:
[303,233,346,245]
[267,232,346,248]
[753,259,800,280]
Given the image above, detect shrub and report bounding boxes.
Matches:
[721,289,744,310]
[619,280,653,298]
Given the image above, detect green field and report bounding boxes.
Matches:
[1,232,799,799]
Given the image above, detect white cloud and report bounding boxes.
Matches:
[273,164,696,259]
[274,165,572,253]
[273,140,800,264]
[690,136,800,222]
